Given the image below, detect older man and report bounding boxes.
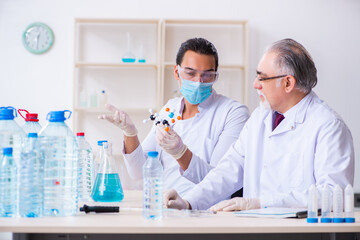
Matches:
[165,38,354,210]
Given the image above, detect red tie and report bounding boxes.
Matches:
[274,112,284,130]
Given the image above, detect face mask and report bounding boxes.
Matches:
[180,79,213,105]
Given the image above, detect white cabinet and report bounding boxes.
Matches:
[73,18,248,189]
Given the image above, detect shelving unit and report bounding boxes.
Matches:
[73,18,248,189]
[73,18,161,146]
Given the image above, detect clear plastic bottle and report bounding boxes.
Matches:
[0,147,18,217]
[98,90,108,108]
[344,184,355,223]
[89,90,98,108]
[320,184,332,223]
[19,133,43,218]
[18,109,42,134]
[39,110,78,216]
[79,89,88,108]
[76,132,93,201]
[143,151,163,220]
[307,184,318,223]
[91,142,124,202]
[333,184,344,223]
[0,106,26,165]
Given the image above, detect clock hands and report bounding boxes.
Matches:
[35,31,40,50]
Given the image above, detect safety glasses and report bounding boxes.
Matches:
[177,65,218,83]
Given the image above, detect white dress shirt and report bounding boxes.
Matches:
[122,90,250,196]
[184,91,354,209]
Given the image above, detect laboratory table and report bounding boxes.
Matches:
[0,191,359,240]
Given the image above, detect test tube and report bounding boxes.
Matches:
[333,184,345,223]
[321,184,332,223]
[344,184,355,223]
[307,184,318,223]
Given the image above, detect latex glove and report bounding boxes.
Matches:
[163,189,190,210]
[156,124,187,159]
[98,104,138,137]
[210,197,261,212]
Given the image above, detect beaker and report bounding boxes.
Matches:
[91,142,124,202]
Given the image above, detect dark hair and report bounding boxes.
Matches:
[176,38,219,71]
[267,38,317,93]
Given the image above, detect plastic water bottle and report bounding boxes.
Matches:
[18,109,42,134]
[19,133,43,218]
[143,151,163,220]
[0,106,26,165]
[321,184,332,223]
[94,140,107,177]
[91,142,124,202]
[333,184,344,223]
[307,184,318,223]
[0,147,18,217]
[344,184,355,223]
[76,132,93,201]
[39,110,78,216]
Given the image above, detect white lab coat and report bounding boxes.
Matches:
[122,90,250,196]
[184,91,354,210]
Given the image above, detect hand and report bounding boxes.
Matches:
[210,197,260,212]
[163,189,190,210]
[98,104,138,137]
[156,124,187,159]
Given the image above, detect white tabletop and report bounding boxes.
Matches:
[1,191,359,234]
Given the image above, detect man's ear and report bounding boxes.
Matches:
[284,75,296,93]
[174,65,180,81]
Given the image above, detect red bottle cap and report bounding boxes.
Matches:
[18,109,39,122]
[77,132,85,136]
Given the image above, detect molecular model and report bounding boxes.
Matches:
[143,108,181,132]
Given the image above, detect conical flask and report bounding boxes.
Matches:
[91,142,124,202]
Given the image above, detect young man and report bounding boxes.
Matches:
[99,38,249,196]
[164,38,354,210]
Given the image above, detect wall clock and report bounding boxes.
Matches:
[22,22,54,54]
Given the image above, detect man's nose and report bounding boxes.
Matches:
[194,74,202,82]
[253,77,262,90]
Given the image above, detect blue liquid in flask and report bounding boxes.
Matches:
[91,173,124,202]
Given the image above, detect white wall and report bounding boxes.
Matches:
[0,0,359,191]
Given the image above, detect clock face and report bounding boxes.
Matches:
[22,22,54,54]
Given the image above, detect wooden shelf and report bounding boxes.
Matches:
[75,62,158,68]
[74,107,155,114]
[163,62,245,70]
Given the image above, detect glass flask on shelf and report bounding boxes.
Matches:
[122,32,136,63]
[91,142,124,202]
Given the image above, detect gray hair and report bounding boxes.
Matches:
[266,38,317,93]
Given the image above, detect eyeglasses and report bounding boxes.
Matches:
[177,65,218,83]
[256,74,287,82]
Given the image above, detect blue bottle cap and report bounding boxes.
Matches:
[47,110,72,122]
[28,133,38,138]
[344,218,355,223]
[333,218,345,223]
[2,147,13,155]
[0,106,17,120]
[307,218,318,223]
[321,218,333,223]
[97,140,108,146]
[148,151,158,157]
